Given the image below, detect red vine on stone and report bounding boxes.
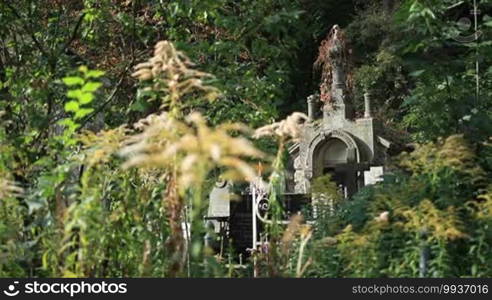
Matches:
[314,25,354,106]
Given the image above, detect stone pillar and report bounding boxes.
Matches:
[327,34,354,120]
[364,91,372,118]
[332,64,346,89]
[307,95,316,121]
[293,156,310,194]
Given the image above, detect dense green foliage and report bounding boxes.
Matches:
[0,0,491,277]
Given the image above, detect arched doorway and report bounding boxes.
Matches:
[310,133,359,198]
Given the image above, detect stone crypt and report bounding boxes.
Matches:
[286,25,390,197]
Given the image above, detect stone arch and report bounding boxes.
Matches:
[305,129,360,178]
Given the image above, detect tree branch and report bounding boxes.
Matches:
[3,1,49,58]
[60,12,86,55]
[79,63,134,128]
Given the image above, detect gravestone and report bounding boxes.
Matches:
[207,180,231,233]
[364,166,384,186]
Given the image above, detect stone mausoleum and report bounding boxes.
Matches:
[287,26,390,197]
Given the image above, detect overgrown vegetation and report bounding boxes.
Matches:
[0,0,491,277]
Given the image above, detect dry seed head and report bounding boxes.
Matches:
[253,112,308,142]
[79,126,128,167]
[120,111,264,188]
[0,178,23,199]
[320,236,338,247]
[374,211,389,223]
[131,40,219,106]
[281,214,304,245]
[398,199,465,241]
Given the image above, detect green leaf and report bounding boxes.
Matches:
[57,118,74,127]
[484,20,492,27]
[25,197,47,214]
[409,70,425,77]
[79,92,94,104]
[471,264,478,276]
[86,70,105,78]
[74,108,94,119]
[57,118,79,131]
[62,77,84,86]
[129,99,148,112]
[82,82,102,93]
[67,89,82,99]
[78,65,88,74]
[64,101,79,112]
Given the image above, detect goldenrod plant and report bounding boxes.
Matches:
[119,41,265,276]
[251,112,309,277]
[302,135,492,278]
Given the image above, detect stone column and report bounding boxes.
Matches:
[364,91,372,118]
[307,95,316,121]
[326,26,354,120]
[293,156,310,194]
[332,62,346,89]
